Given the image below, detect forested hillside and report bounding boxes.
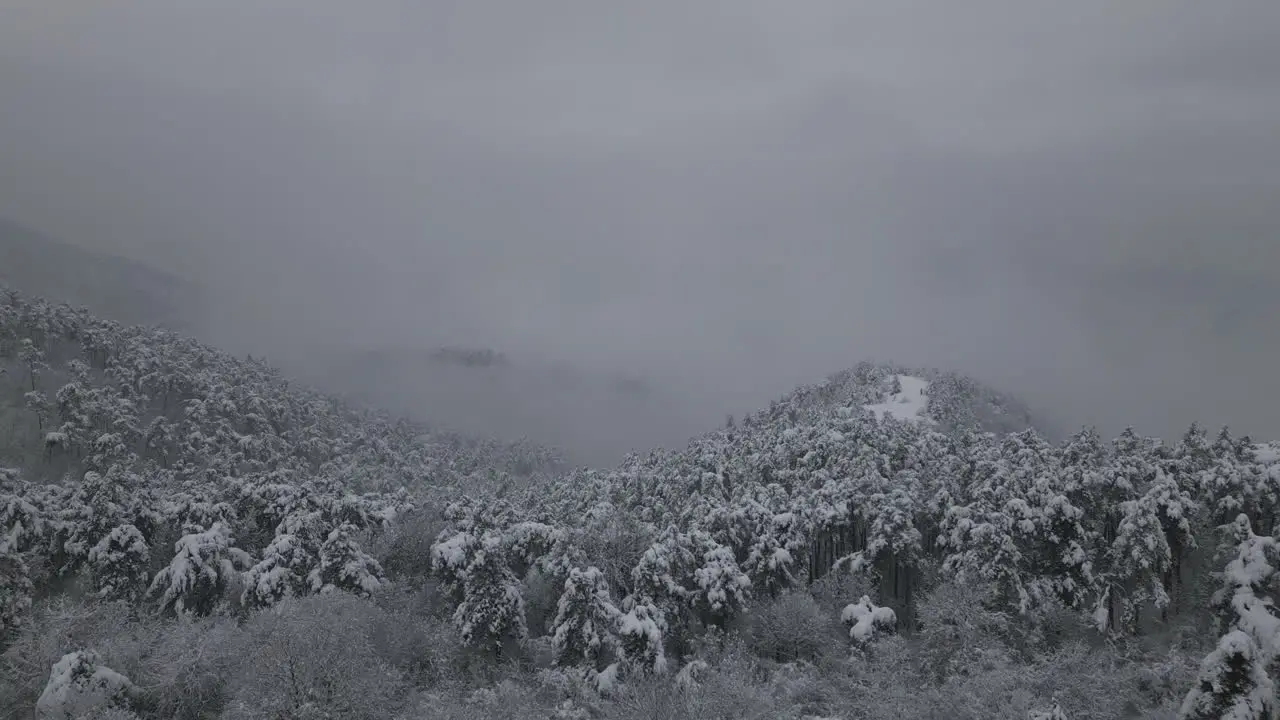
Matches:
[3,285,1279,720]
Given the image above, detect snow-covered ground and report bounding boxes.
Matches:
[864,375,932,423]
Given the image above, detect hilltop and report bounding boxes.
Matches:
[745,360,1046,437]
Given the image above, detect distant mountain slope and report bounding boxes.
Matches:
[0,217,203,331]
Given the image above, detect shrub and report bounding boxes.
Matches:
[131,614,243,720]
[737,590,842,664]
[220,594,406,720]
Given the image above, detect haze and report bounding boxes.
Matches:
[2,1,1279,462]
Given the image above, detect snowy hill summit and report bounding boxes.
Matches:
[752,361,1044,439]
[862,374,931,424]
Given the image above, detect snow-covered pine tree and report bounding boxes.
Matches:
[18,337,49,392]
[861,482,924,623]
[451,532,527,653]
[1095,466,1192,627]
[240,532,317,609]
[551,566,621,670]
[1179,514,1280,719]
[148,522,251,616]
[1199,449,1280,538]
[1024,472,1094,613]
[307,522,385,597]
[690,535,751,628]
[938,490,1035,615]
[507,520,568,578]
[430,528,480,606]
[0,548,34,637]
[740,509,803,598]
[631,529,699,630]
[1174,423,1217,480]
[86,524,150,602]
[1,488,44,555]
[24,390,51,433]
[617,598,668,675]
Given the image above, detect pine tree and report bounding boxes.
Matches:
[241,533,317,609]
[862,482,924,620]
[18,338,49,391]
[690,536,751,628]
[450,533,527,653]
[308,522,385,597]
[551,566,621,670]
[1104,491,1173,632]
[617,598,668,675]
[148,522,251,616]
[0,548,34,637]
[740,511,802,598]
[86,524,151,602]
[24,390,51,433]
[1180,515,1280,719]
[631,529,700,630]
[430,529,480,605]
[1,489,44,555]
[1180,632,1275,720]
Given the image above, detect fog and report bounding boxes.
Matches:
[2,1,1279,462]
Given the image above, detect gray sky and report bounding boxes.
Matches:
[2,1,1279,452]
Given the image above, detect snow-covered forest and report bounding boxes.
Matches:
[3,285,1279,720]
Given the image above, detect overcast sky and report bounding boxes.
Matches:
[2,1,1279,449]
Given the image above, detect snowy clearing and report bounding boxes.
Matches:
[864,375,932,423]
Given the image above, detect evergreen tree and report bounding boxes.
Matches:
[308,522,385,597]
[86,524,150,602]
[0,548,34,637]
[446,532,527,653]
[241,533,317,609]
[551,566,621,670]
[617,598,668,675]
[1180,514,1280,719]
[18,338,49,391]
[148,522,251,616]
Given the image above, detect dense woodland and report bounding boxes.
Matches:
[2,285,1279,720]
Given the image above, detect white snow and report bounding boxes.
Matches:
[35,651,133,719]
[841,595,897,642]
[1255,442,1280,465]
[1092,589,1111,633]
[864,376,932,424]
[594,662,620,694]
